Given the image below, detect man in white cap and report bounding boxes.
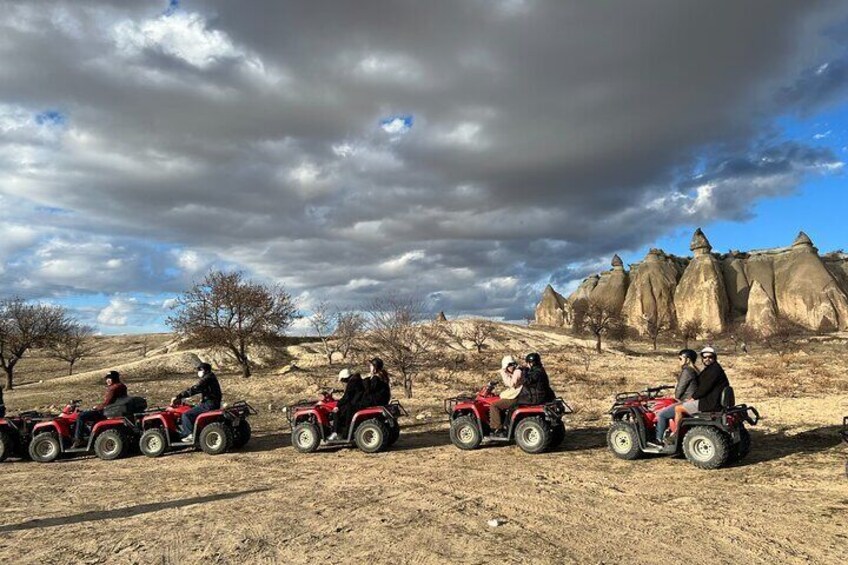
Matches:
[489,355,524,436]
[328,368,365,441]
[670,345,730,442]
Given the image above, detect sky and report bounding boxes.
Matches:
[0,0,847,334]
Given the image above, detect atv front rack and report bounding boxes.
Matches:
[387,401,409,418]
[443,394,476,415]
[283,399,316,425]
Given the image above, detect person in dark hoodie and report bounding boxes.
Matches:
[72,371,127,448]
[328,368,366,441]
[171,362,222,443]
[363,357,391,406]
[653,349,699,444]
[513,353,555,421]
[670,346,729,439]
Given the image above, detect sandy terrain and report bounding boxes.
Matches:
[0,323,846,564]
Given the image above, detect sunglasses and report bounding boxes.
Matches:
[701,354,715,360]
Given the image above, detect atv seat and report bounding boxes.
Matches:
[720,387,735,410]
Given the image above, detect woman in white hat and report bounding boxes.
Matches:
[489,355,524,436]
[328,368,365,441]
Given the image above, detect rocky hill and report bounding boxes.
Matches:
[536,229,848,335]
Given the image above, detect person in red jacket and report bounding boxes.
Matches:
[72,371,127,448]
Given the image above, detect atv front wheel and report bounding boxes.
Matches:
[0,430,14,462]
[730,425,751,462]
[139,428,168,458]
[232,420,252,450]
[292,422,321,453]
[29,433,61,463]
[514,417,551,454]
[682,426,731,469]
[355,419,389,453]
[94,429,127,460]
[199,422,234,455]
[449,415,482,450]
[607,422,642,460]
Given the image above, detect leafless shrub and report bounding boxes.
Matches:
[642,313,674,351]
[167,270,299,378]
[47,322,97,375]
[0,298,71,389]
[572,299,624,353]
[678,319,703,349]
[308,301,337,365]
[334,311,366,361]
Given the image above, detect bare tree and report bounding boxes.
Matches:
[167,271,299,378]
[678,319,703,349]
[763,315,806,358]
[572,299,623,353]
[0,298,70,389]
[47,323,96,375]
[464,319,496,353]
[727,321,759,353]
[309,301,337,365]
[334,311,365,361]
[643,313,674,351]
[366,295,439,398]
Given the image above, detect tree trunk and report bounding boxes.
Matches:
[241,361,251,378]
[652,337,658,351]
[403,373,413,399]
[68,360,75,376]
[4,367,13,391]
[595,332,602,353]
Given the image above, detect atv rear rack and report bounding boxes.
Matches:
[387,401,409,418]
[613,385,675,407]
[227,400,258,416]
[546,398,574,417]
[283,400,316,425]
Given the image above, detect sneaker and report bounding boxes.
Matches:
[326,432,339,441]
[181,434,194,444]
[664,433,677,445]
[71,439,85,449]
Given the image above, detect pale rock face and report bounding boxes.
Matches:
[745,280,777,334]
[674,229,728,334]
[720,252,750,317]
[772,236,848,331]
[621,249,680,334]
[823,253,848,295]
[568,275,599,304]
[588,255,629,313]
[534,285,569,327]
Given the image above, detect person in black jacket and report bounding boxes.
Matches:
[0,384,5,418]
[171,362,222,443]
[328,368,367,441]
[363,357,391,406]
[515,353,555,407]
[671,346,730,437]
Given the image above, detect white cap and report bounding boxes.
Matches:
[700,346,717,356]
[501,355,517,370]
[338,368,352,382]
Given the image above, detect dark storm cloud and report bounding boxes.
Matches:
[0,0,846,322]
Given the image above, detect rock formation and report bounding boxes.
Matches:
[673,229,729,334]
[621,248,681,334]
[436,311,448,322]
[535,228,848,334]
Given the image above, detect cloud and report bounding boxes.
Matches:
[1,0,847,325]
[97,296,137,326]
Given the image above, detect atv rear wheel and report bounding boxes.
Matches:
[355,419,389,453]
[139,428,167,458]
[29,432,61,463]
[730,425,751,462]
[232,420,252,449]
[550,423,566,449]
[292,422,321,453]
[682,426,731,469]
[449,415,482,450]
[0,430,13,462]
[199,422,234,455]
[94,429,127,460]
[514,417,551,454]
[607,421,642,460]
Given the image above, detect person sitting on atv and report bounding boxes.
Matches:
[328,368,367,441]
[171,362,222,443]
[363,357,391,406]
[653,349,699,445]
[670,346,730,439]
[489,355,524,435]
[72,371,128,448]
[511,353,555,436]
[0,384,5,418]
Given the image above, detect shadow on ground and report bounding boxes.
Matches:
[0,487,271,533]
[742,425,844,465]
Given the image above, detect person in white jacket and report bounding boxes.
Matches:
[489,355,524,436]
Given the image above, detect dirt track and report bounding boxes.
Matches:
[1,413,845,564]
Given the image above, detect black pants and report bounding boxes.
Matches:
[333,404,362,437]
[0,405,5,418]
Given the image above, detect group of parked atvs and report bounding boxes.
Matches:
[3,381,844,472]
[0,397,255,463]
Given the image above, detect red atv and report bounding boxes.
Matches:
[444,382,573,453]
[286,389,407,453]
[28,398,147,462]
[138,400,257,457]
[607,385,759,469]
[842,416,847,477]
[0,411,47,462]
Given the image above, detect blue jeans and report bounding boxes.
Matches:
[655,404,679,442]
[74,409,103,441]
[180,401,216,438]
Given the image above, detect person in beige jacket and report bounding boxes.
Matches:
[489,355,523,436]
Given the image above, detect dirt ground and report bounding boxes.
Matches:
[1,325,846,564]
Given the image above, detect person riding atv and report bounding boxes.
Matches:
[72,371,127,448]
[171,362,222,443]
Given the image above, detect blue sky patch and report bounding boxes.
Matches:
[34,110,66,126]
[380,114,413,135]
